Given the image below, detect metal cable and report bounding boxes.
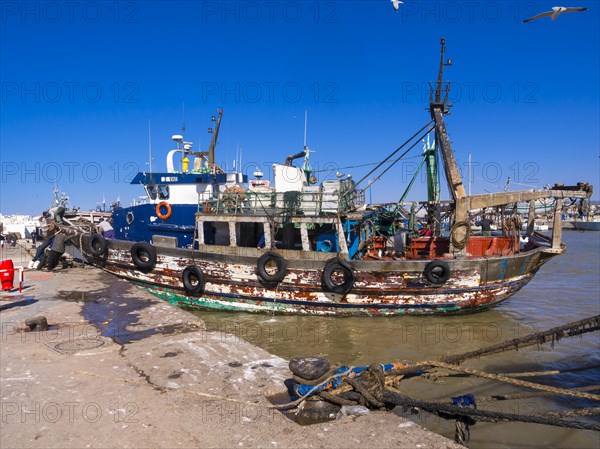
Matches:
[346,120,434,197]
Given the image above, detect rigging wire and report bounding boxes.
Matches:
[358,127,434,196]
[312,154,424,174]
[398,155,427,203]
[346,120,434,196]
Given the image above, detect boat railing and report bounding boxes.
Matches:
[204,188,365,216]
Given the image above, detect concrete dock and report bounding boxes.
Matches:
[1,263,460,448]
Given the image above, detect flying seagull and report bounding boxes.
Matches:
[391,0,404,12]
[523,6,588,23]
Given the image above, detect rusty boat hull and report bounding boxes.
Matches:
[86,237,561,316]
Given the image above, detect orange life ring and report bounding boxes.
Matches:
[156,201,172,220]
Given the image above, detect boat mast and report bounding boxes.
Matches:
[424,136,440,203]
[208,108,223,166]
[303,110,308,148]
[429,38,468,252]
[148,118,153,173]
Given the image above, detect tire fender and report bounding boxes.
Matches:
[322,258,355,295]
[182,265,205,295]
[89,233,108,256]
[256,252,287,283]
[130,242,157,272]
[424,260,451,284]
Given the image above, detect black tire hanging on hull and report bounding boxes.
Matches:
[424,260,451,284]
[89,233,108,257]
[256,252,287,283]
[322,259,355,295]
[130,242,157,272]
[182,265,206,296]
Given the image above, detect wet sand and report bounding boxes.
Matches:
[0,265,460,449]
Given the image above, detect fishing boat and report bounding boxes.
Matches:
[78,40,593,315]
[569,218,600,231]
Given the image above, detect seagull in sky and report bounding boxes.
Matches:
[523,6,588,23]
[391,0,404,12]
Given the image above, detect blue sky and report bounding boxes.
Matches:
[1,0,599,214]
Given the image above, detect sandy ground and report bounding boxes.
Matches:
[1,263,461,449]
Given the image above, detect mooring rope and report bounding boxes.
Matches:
[345,377,385,409]
[477,384,600,403]
[442,315,600,364]
[423,363,600,380]
[540,407,600,419]
[317,390,357,406]
[379,391,600,432]
[405,361,600,401]
[273,367,356,410]
[388,315,600,378]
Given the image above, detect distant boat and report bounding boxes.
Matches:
[521,222,549,232]
[515,198,555,215]
[570,219,600,231]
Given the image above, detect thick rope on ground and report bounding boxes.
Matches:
[346,363,386,408]
[317,390,357,406]
[540,407,600,419]
[380,391,600,431]
[273,367,355,410]
[423,363,600,380]
[409,361,600,402]
[346,378,385,409]
[478,384,600,402]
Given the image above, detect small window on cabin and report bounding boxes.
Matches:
[203,222,230,246]
[274,222,302,250]
[158,185,170,200]
[145,185,158,200]
[310,223,336,251]
[235,222,264,248]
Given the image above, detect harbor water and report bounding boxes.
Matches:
[190,231,600,449]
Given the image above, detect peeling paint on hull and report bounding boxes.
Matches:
[145,276,530,316]
[85,238,559,316]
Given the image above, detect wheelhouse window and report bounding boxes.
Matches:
[158,185,170,200]
[145,184,170,200]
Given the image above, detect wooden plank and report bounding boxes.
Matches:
[526,200,536,236]
[467,189,590,210]
[263,223,272,249]
[300,223,310,252]
[228,222,237,247]
[552,200,563,250]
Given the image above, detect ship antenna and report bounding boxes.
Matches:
[235,142,239,171]
[468,152,472,196]
[303,110,308,148]
[148,118,153,173]
[432,38,453,106]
